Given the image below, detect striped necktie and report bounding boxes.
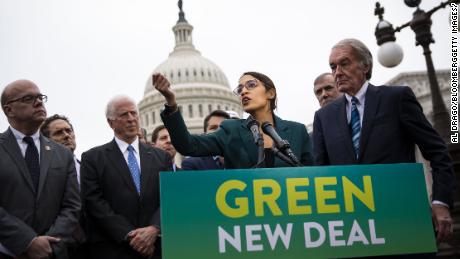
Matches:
[127,145,141,194]
[350,96,361,159]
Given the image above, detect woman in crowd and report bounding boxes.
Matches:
[153,71,313,169]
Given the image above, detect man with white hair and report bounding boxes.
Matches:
[80,95,171,259]
[313,38,455,258]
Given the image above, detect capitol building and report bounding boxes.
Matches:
[138,3,242,141]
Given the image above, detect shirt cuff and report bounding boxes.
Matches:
[163,104,178,115]
[432,200,449,208]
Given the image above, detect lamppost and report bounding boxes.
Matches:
[374,1,459,257]
[374,0,456,140]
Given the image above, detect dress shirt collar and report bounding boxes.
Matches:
[10,126,40,142]
[114,136,140,154]
[345,81,369,105]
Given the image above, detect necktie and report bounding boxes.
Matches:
[127,145,141,194]
[23,136,40,192]
[350,97,361,159]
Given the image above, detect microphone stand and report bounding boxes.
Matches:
[253,133,265,168]
[275,140,303,167]
[270,147,296,167]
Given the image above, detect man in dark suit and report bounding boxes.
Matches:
[313,39,455,257]
[0,80,80,259]
[80,95,171,259]
[40,114,79,183]
[181,110,230,170]
[40,114,86,259]
[313,72,342,108]
[151,125,180,171]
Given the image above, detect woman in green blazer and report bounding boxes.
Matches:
[153,71,313,169]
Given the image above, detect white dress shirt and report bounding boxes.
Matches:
[345,81,368,126]
[74,156,81,185]
[114,136,141,173]
[9,126,40,159]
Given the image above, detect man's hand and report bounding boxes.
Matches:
[153,73,176,107]
[128,226,160,257]
[25,236,60,259]
[432,204,453,243]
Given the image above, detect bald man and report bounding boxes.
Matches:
[0,80,80,259]
[313,72,341,107]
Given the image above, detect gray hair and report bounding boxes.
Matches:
[105,95,138,119]
[332,38,373,80]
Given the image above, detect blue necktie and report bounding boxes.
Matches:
[127,145,141,194]
[23,136,40,192]
[350,97,361,159]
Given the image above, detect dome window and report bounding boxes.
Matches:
[193,70,197,76]
[188,104,193,118]
[201,70,204,77]
[208,104,212,113]
[198,104,203,117]
[186,70,189,77]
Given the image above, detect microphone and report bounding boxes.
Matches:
[246,117,264,167]
[261,122,302,166]
[247,117,263,147]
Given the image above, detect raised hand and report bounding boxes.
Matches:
[153,73,176,107]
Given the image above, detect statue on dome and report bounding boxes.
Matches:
[177,0,187,22]
[178,0,183,12]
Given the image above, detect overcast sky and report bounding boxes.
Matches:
[0,0,452,156]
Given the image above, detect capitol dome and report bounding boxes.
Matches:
[143,48,231,96]
[139,2,242,142]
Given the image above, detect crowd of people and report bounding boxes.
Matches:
[0,38,456,259]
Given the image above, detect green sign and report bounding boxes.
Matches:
[160,163,436,258]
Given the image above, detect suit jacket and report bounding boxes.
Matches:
[313,84,455,207]
[181,156,223,170]
[0,128,81,258]
[80,139,171,257]
[161,110,313,169]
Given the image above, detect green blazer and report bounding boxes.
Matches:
[161,110,313,169]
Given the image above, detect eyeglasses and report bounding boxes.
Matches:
[6,94,48,105]
[233,79,259,96]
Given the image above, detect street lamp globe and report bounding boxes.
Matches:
[377,41,404,68]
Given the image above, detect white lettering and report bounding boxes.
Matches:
[263,223,292,250]
[218,226,241,253]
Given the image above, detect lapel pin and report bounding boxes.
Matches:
[45,145,51,151]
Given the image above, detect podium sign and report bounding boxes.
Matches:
[160,163,436,258]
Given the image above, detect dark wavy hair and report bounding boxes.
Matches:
[40,114,74,137]
[151,125,166,143]
[203,110,230,133]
